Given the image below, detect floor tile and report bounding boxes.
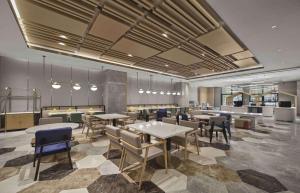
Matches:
[187,174,228,193]
[76,155,106,169]
[151,169,187,192]
[98,160,120,175]
[59,188,89,193]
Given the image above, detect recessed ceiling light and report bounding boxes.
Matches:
[59,35,68,39]
[165,64,169,67]
[177,45,181,49]
[162,33,168,38]
[58,42,65,46]
[128,54,133,57]
[271,25,278,29]
[201,53,205,57]
[277,49,282,52]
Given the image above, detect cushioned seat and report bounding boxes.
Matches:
[35,142,70,155]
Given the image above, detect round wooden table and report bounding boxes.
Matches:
[25,123,79,134]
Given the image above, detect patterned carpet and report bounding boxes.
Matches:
[0,118,299,193]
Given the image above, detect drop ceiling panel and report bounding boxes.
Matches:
[12,0,261,78]
[232,50,254,60]
[111,38,160,58]
[78,48,102,58]
[90,14,130,42]
[196,27,243,56]
[16,0,88,36]
[157,48,203,65]
[234,58,258,68]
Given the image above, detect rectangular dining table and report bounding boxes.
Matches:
[127,121,193,153]
[93,113,129,126]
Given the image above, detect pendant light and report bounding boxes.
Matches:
[71,67,81,91]
[166,78,172,95]
[49,56,61,89]
[146,74,151,94]
[151,75,157,94]
[137,72,144,94]
[160,91,165,95]
[88,69,97,91]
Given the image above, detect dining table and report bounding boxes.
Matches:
[93,113,129,126]
[25,123,79,134]
[128,121,193,167]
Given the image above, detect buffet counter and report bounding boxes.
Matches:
[274,107,296,122]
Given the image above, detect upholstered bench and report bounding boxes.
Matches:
[234,118,251,129]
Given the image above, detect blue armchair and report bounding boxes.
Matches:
[33,127,73,181]
[156,109,167,121]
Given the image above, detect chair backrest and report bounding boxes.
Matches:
[179,120,198,130]
[50,114,68,122]
[120,130,142,155]
[162,117,177,125]
[35,127,72,147]
[209,116,225,127]
[106,125,121,143]
[39,117,63,125]
[70,113,83,123]
[181,114,188,121]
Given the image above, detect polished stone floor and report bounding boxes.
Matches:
[0,118,299,193]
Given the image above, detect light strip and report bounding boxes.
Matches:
[10,0,29,42]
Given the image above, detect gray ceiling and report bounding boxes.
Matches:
[0,0,300,84]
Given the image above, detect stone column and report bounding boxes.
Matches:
[99,70,127,113]
[174,82,190,107]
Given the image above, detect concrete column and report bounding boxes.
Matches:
[174,82,189,107]
[297,81,300,116]
[100,70,127,113]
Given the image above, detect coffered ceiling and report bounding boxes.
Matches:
[11,0,261,78]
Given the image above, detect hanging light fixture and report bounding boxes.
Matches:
[136,72,144,94]
[88,69,97,91]
[151,75,157,94]
[90,84,97,91]
[172,91,177,95]
[146,74,151,94]
[49,56,62,89]
[73,83,81,90]
[52,82,62,89]
[160,91,165,95]
[177,92,181,95]
[70,67,81,91]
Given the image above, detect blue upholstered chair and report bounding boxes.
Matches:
[156,109,167,121]
[33,127,73,181]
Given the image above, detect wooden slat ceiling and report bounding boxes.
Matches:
[14,0,260,78]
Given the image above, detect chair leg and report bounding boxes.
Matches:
[106,142,111,159]
[121,151,127,172]
[216,131,218,138]
[34,155,42,181]
[139,148,149,190]
[119,147,125,170]
[209,129,213,143]
[81,123,85,134]
[33,154,36,167]
[86,127,90,138]
[67,150,73,169]
[222,128,229,144]
[195,133,200,155]
[163,140,168,174]
[184,137,188,160]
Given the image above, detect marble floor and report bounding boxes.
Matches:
[0,118,299,193]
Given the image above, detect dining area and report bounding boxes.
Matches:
[19,107,233,192]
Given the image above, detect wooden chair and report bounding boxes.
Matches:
[119,130,167,190]
[106,125,122,160]
[85,116,105,138]
[171,120,200,160]
[162,117,177,125]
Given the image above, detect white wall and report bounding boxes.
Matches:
[0,56,102,112]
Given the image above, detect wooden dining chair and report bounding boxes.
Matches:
[85,116,105,138]
[162,117,177,125]
[171,120,200,160]
[105,125,122,161]
[119,130,167,190]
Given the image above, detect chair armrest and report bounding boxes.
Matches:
[185,129,199,136]
[141,141,164,149]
